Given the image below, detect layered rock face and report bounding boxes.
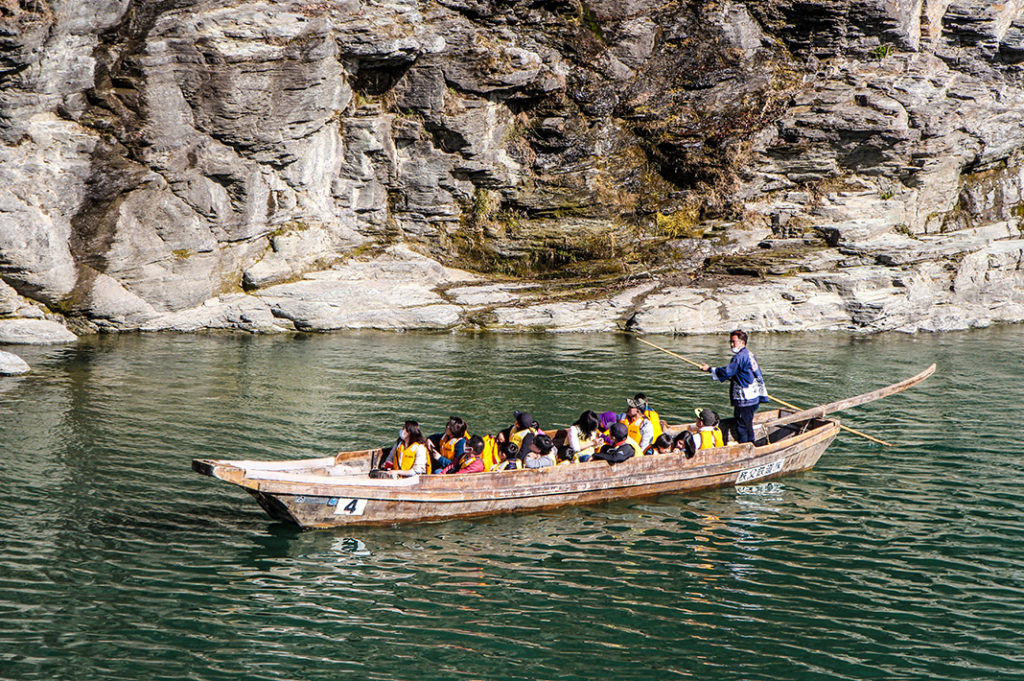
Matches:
[0,0,1022,338]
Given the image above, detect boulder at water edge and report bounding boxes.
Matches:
[0,319,77,344]
[0,350,30,375]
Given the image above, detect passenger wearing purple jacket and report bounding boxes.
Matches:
[699,329,769,444]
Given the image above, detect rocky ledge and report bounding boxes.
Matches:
[1,1,1023,337]
[12,234,1004,336]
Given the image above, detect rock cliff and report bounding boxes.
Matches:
[1,0,1022,339]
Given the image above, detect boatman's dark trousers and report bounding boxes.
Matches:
[734,405,758,443]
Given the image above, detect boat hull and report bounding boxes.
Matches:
[193,417,840,528]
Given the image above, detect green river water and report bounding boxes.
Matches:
[1,327,1022,680]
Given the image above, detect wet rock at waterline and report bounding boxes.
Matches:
[0,319,77,345]
[0,351,30,375]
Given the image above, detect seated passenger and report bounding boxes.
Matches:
[556,446,580,465]
[592,423,640,464]
[497,410,541,464]
[492,446,523,471]
[524,434,556,469]
[388,420,430,477]
[428,416,468,471]
[644,433,674,456]
[632,393,664,440]
[598,411,618,445]
[620,399,654,452]
[564,410,601,462]
[673,408,724,458]
[439,435,486,474]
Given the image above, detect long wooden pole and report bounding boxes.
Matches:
[629,334,894,446]
[632,335,704,368]
[760,363,935,430]
[762,393,892,447]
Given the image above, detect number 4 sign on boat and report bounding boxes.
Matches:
[333,498,367,516]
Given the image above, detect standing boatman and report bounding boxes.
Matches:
[699,329,769,443]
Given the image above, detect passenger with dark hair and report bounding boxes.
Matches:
[387,420,430,477]
[525,433,556,469]
[565,410,601,462]
[644,433,673,456]
[556,445,580,465]
[672,409,724,458]
[496,410,542,463]
[439,435,486,474]
[593,423,640,464]
[631,393,663,440]
[492,444,523,471]
[428,415,468,471]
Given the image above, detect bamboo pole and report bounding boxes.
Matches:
[764,393,892,447]
[632,335,704,368]
[628,333,893,446]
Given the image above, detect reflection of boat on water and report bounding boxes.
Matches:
[192,365,934,529]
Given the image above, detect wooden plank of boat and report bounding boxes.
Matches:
[192,410,841,528]
[761,363,936,430]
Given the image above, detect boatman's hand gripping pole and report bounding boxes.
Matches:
[629,334,897,447]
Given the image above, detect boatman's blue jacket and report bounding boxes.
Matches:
[710,347,770,407]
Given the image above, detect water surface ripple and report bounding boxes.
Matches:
[1,328,1022,680]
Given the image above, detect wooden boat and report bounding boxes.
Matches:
[192,364,934,528]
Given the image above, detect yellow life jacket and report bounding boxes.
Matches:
[397,442,430,473]
[509,427,537,451]
[697,428,724,449]
[440,434,467,461]
[620,416,647,447]
[481,435,502,471]
[625,436,643,458]
[456,454,480,472]
[645,408,663,440]
[496,459,522,471]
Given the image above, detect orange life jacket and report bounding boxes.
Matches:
[620,416,648,449]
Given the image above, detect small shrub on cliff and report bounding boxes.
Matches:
[873,44,895,62]
[893,223,918,240]
[653,207,704,238]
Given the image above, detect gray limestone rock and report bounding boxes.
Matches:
[139,294,288,334]
[256,244,472,331]
[491,283,657,332]
[0,319,77,344]
[0,350,30,375]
